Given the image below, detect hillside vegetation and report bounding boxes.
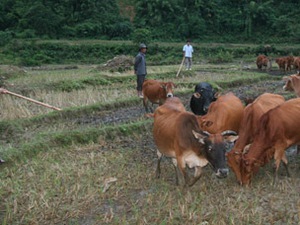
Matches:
[0,0,300,43]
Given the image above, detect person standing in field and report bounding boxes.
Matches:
[134,43,147,98]
[183,39,194,70]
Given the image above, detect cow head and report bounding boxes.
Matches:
[161,82,176,98]
[192,130,237,178]
[189,82,219,115]
[240,157,259,186]
[226,143,250,185]
[193,90,219,113]
[282,76,294,92]
[239,143,266,186]
[226,150,242,184]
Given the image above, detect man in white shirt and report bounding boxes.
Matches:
[183,40,194,70]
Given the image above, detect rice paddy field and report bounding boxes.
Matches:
[0,58,300,225]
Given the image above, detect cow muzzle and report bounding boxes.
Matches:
[216,168,229,178]
[167,93,174,98]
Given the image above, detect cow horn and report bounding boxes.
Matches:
[202,130,211,136]
[221,130,237,136]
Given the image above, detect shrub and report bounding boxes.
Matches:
[131,28,152,46]
[208,50,234,63]
[0,31,13,47]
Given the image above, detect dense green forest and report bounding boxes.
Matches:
[0,0,300,43]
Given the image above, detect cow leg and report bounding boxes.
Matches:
[273,148,289,184]
[143,98,150,113]
[177,158,202,187]
[171,158,179,185]
[150,103,154,113]
[188,166,202,187]
[297,145,300,155]
[177,157,190,187]
[281,153,290,177]
[156,150,163,179]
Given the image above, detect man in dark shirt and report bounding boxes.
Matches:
[134,43,147,98]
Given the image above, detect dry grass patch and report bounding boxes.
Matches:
[1,133,300,224]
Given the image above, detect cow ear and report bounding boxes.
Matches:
[192,130,206,144]
[160,83,166,88]
[193,93,201,98]
[144,113,154,118]
[214,92,221,98]
[282,76,289,81]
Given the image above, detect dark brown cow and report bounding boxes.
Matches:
[293,57,300,71]
[256,54,271,71]
[226,93,285,184]
[285,56,294,71]
[240,98,300,185]
[197,92,244,134]
[276,56,294,72]
[275,57,286,72]
[283,72,300,97]
[142,79,175,112]
[153,97,237,186]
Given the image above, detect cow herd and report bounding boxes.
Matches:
[257,54,300,73]
[144,75,300,187]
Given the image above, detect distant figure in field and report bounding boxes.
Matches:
[134,43,147,98]
[183,39,194,70]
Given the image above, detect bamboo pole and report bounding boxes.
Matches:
[0,88,62,111]
[176,56,185,77]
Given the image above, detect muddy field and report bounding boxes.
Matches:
[76,78,287,127]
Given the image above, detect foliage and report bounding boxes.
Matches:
[131,28,152,45]
[0,0,300,42]
[0,31,13,47]
[208,50,234,64]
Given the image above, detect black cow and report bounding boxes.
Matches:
[190,82,217,115]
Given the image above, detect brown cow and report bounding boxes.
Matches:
[275,57,286,72]
[283,72,300,97]
[240,98,300,185]
[142,79,176,112]
[276,56,294,72]
[285,56,294,71]
[226,93,285,184]
[153,97,237,186]
[293,57,300,71]
[197,92,244,134]
[256,54,271,71]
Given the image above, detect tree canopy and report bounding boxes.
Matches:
[0,0,299,43]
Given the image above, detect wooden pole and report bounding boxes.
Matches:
[0,88,62,111]
[176,56,185,77]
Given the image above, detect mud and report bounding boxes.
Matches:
[75,79,288,127]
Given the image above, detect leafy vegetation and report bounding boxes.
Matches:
[0,0,300,43]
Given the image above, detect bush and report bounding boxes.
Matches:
[208,50,234,63]
[0,31,13,47]
[131,28,152,46]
